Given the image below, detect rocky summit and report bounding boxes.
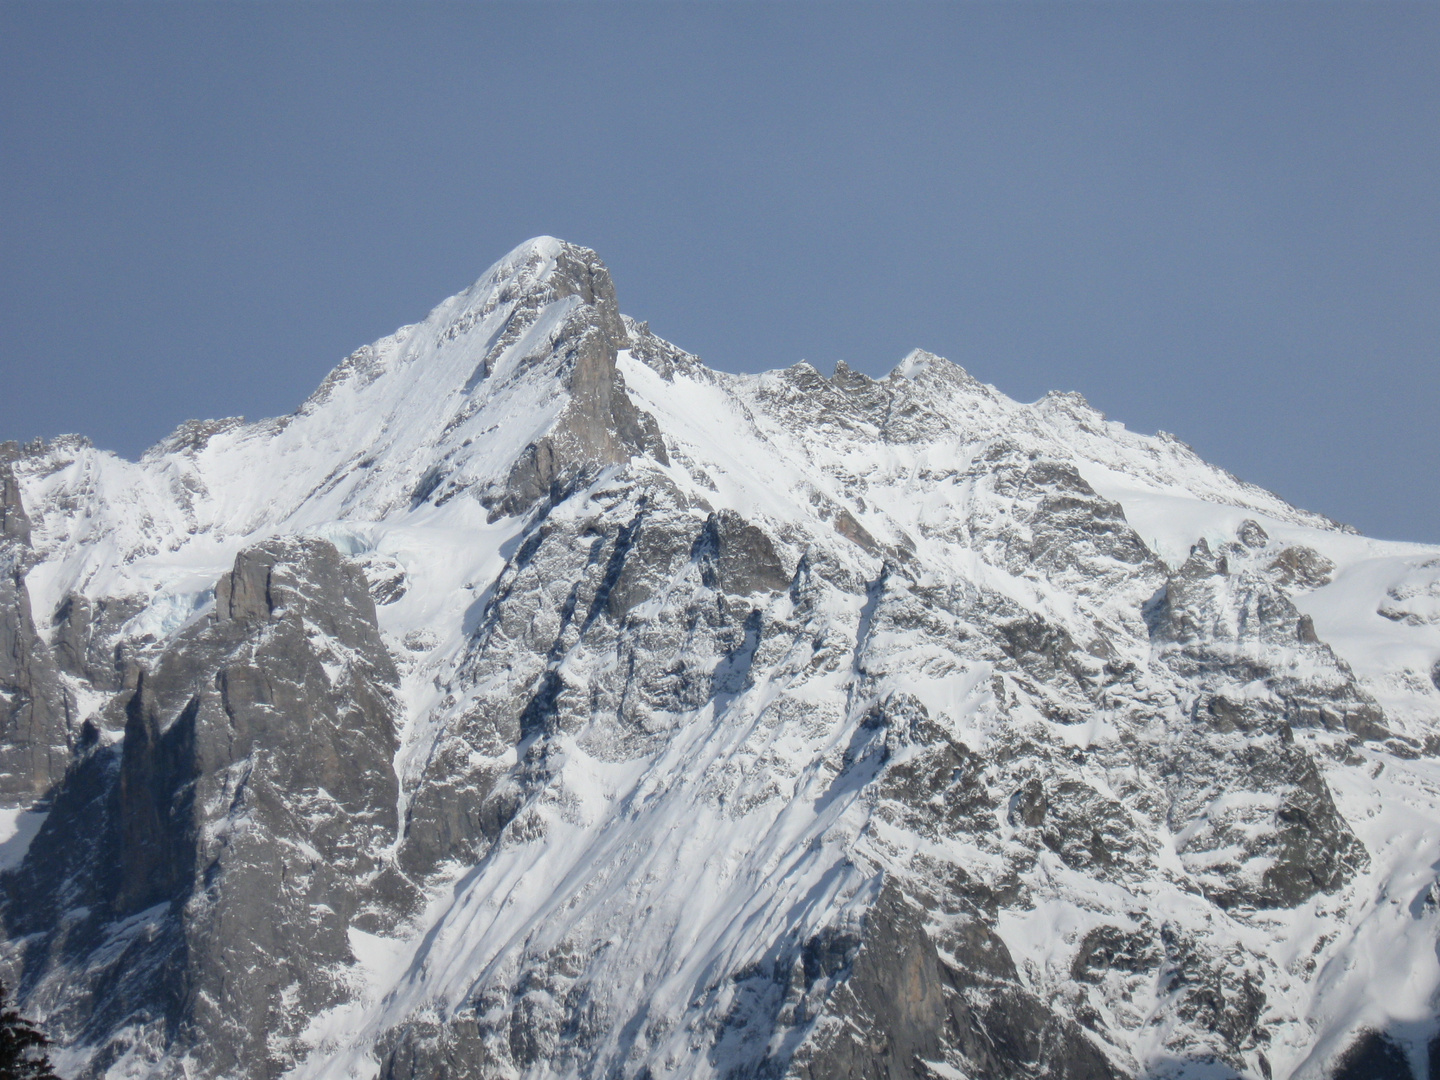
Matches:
[2,238,1440,1080]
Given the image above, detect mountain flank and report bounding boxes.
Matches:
[2,238,1440,1080]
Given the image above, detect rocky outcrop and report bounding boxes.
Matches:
[1,537,411,1079]
[790,884,1121,1080]
[695,510,791,596]
[0,454,70,803]
[1,453,32,546]
[485,244,667,519]
[1330,1030,1417,1080]
[50,592,148,692]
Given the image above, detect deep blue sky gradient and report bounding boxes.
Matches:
[2,2,1437,539]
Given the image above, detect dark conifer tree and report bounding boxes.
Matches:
[0,981,60,1080]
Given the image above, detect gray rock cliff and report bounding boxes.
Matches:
[3,537,411,1078]
[0,450,71,803]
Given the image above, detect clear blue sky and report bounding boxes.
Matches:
[2,2,1436,541]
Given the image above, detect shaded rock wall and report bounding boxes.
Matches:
[2,537,411,1079]
[0,454,70,803]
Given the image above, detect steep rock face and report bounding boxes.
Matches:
[2,239,1440,1080]
[790,883,1120,1080]
[50,592,148,693]
[2,537,409,1079]
[0,451,71,802]
[487,243,667,519]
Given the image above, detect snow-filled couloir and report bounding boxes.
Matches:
[3,238,1440,1080]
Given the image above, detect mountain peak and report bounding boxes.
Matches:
[275,234,666,524]
[5,238,1440,1080]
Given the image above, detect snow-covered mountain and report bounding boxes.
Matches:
[3,237,1440,1080]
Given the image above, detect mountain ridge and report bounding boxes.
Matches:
[1,238,1439,1080]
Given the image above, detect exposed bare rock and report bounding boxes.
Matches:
[1268,544,1336,590]
[0,458,70,803]
[2,537,411,1079]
